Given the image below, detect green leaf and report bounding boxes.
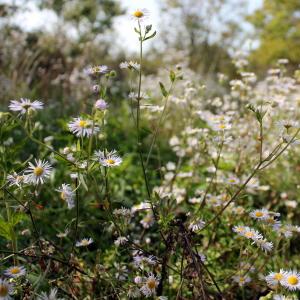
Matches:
[159,82,168,97]
[79,173,88,191]
[10,212,28,226]
[0,218,12,240]
[169,70,176,83]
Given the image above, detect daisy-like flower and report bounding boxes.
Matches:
[131,8,149,22]
[68,117,100,138]
[120,61,140,71]
[56,184,75,209]
[6,172,25,187]
[249,208,270,220]
[253,239,273,252]
[94,150,122,167]
[265,270,286,287]
[282,270,300,291]
[4,265,26,278]
[114,236,128,246]
[232,225,247,236]
[85,65,108,76]
[8,98,43,115]
[0,279,14,300]
[140,273,159,297]
[243,228,263,240]
[76,238,93,247]
[94,99,108,111]
[24,159,52,185]
[276,120,298,131]
[188,219,206,232]
[232,275,251,287]
[37,288,64,300]
[140,213,154,229]
[226,176,240,185]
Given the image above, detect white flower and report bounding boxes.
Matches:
[232,275,251,287]
[114,236,128,246]
[265,270,286,287]
[140,273,159,297]
[131,8,149,22]
[273,295,288,300]
[85,65,108,75]
[232,225,247,236]
[9,98,43,115]
[94,99,108,110]
[140,213,154,229]
[68,117,100,138]
[94,150,122,167]
[37,288,64,300]
[253,239,273,252]
[76,238,93,247]
[4,265,26,278]
[282,270,300,291]
[24,159,53,185]
[56,184,75,209]
[0,279,14,300]
[120,61,140,71]
[6,172,25,187]
[249,208,270,220]
[226,176,240,185]
[188,219,206,232]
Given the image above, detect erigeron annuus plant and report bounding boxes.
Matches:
[0,8,300,300]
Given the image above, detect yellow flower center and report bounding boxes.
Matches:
[236,227,244,232]
[10,267,20,274]
[245,232,254,238]
[255,211,263,217]
[107,159,115,165]
[0,285,8,296]
[274,273,283,280]
[239,277,245,283]
[78,120,87,128]
[147,279,156,289]
[287,275,298,285]
[34,167,44,176]
[81,239,89,246]
[219,124,226,129]
[60,192,66,200]
[133,10,144,18]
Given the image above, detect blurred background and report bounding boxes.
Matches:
[1,0,300,110]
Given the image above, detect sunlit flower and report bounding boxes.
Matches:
[120,61,140,71]
[24,159,53,185]
[86,65,108,75]
[68,117,100,137]
[56,184,75,209]
[0,279,14,300]
[282,270,300,291]
[249,208,270,220]
[131,8,149,22]
[265,270,286,287]
[4,265,26,278]
[76,238,93,247]
[9,98,43,115]
[94,150,122,167]
[140,273,159,297]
